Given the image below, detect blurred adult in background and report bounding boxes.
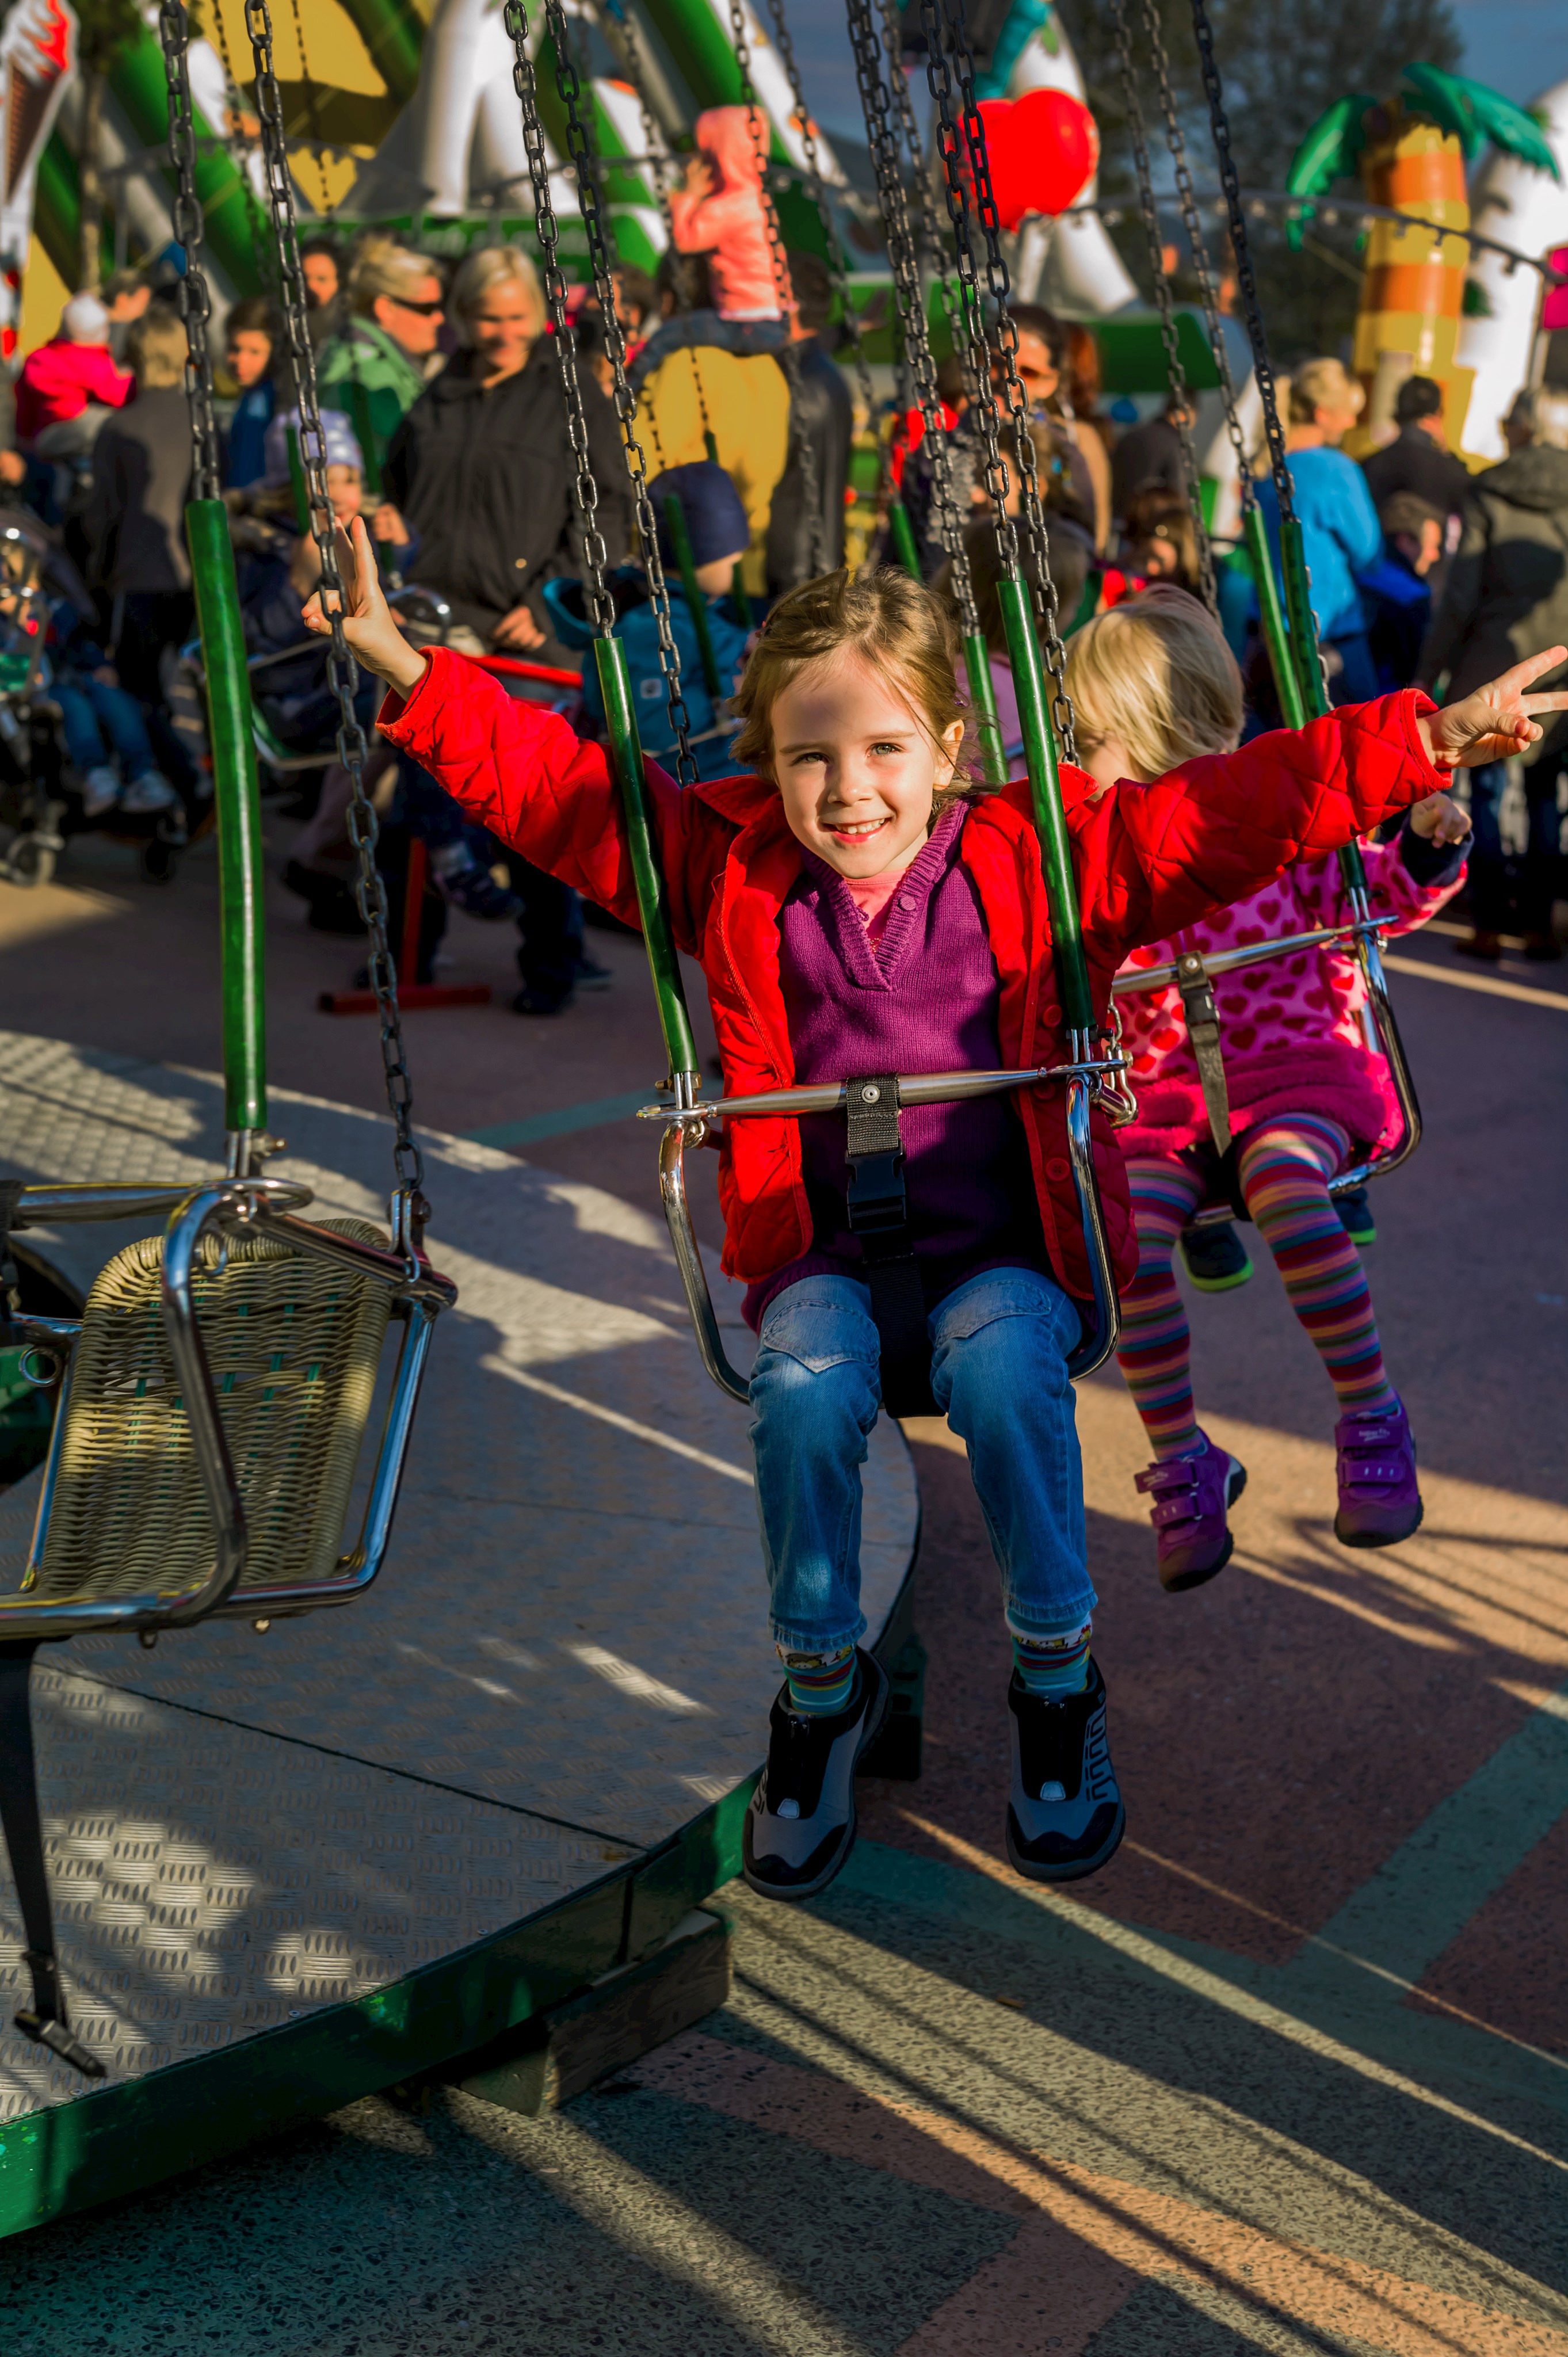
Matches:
[84,309,194,708]
[102,269,151,363]
[299,237,344,350]
[1361,490,1445,691]
[1120,486,1203,598]
[1361,375,1471,523]
[1060,321,1111,552]
[1255,357,1382,703]
[317,240,445,469]
[16,293,132,448]
[765,250,853,597]
[1418,387,1568,961]
[1110,388,1192,524]
[383,243,631,657]
[221,298,282,490]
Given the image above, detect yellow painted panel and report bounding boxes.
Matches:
[197,0,386,97]
[18,234,71,361]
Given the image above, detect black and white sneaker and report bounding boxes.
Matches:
[1005,1657,1126,1885]
[742,1649,890,1903]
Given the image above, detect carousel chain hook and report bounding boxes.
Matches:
[1108,0,1218,616]
[158,0,222,504]
[761,0,875,426]
[918,0,1077,761]
[242,0,427,1226]
[513,0,699,781]
[844,0,975,635]
[724,0,824,575]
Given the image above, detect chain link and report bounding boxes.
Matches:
[243,0,426,1218]
[918,0,1076,758]
[725,0,823,577]
[1108,0,1216,615]
[761,0,874,427]
[158,0,222,503]
[845,0,976,636]
[1141,0,1252,515]
[509,0,699,780]
[1188,0,1294,525]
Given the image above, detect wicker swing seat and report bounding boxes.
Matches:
[0,1178,456,2077]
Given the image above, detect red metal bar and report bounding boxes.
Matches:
[401,834,426,983]
[316,836,493,1013]
[467,654,581,687]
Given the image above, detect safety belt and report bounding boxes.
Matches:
[1174,945,1232,1155]
[844,1074,937,1419]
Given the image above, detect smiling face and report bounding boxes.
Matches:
[768,651,967,879]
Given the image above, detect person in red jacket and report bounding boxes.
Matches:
[304,531,1563,1904]
[14,294,133,448]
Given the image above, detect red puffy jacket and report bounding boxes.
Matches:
[379,653,1443,1301]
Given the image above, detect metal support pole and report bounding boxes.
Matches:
[186,498,267,1149]
[962,630,1008,786]
[995,576,1094,1035]
[1244,503,1306,733]
[594,635,701,1087]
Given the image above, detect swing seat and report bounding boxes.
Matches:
[0,1178,456,2077]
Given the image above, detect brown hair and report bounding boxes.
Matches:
[129,308,188,388]
[730,566,975,806]
[936,512,1090,661]
[225,296,277,344]
[1065,584,1242,781]
[1123,487,1203,597]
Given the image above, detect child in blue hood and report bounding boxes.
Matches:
[545,460,753,784]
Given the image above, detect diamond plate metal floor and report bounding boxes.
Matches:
[0,1031,918,2136]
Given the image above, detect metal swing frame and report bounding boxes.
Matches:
[0,0,455,2081]
[1102,0,1423,1226]
[505,0,1127,1403]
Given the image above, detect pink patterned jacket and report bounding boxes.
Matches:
[1114,830,1464,1161]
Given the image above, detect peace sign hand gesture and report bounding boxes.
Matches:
[300,516,428,701]
[1421,646,1568,772]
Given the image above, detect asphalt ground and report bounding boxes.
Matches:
[2,818,1566,2354]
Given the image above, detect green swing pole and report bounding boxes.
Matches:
[962,631,1008,788]
[887,495,921,579]
[187,502,268,1143]
[284,424,310,536]
[1277,512,1374,895]
[1244,503,1307,733]
[662,493,724,701]
[996,581,1094,1035]
[594,638,701,1082]
[342,379,383,499]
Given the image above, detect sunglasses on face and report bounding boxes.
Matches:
[391,295,445,316]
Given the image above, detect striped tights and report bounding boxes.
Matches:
[1117,1117,1397,1460]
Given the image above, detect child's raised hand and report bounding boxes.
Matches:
[1407,789,1471,846]
[300,515,426,698]
[1421,646,1568,772]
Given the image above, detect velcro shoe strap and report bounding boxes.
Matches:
[1150,1496,1200,1528]
[1344,1459,1403,1483]
[1135,1463,1196,1496]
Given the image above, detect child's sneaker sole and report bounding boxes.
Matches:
[1006,1795,1127,1883]
[1335,1497,1423,1550]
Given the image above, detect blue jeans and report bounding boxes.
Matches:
[1465,758,1565,932]
[55,677,157,781]
[749,1268,1094,1655]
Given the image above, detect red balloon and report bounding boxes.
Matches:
[974,89,1100,230]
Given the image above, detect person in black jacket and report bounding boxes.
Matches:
[381,245,632,661]
[764,251,853,597]
[1361,376,1472,524]
[83,308,194,710]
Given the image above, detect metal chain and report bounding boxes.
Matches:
[243,0,426,1218]
[877,0,973,414]
[1142,0,1252,515]
[725,0,824,575]
[514,0,699,779]
[845,0,975,635]
[1109,0,1217,614]
[1188,0,1294,524]
[919,0,1076,758]
[761,0,874,424]
[158,0,222,502]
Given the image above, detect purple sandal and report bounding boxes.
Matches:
[1135,1433,1247,1592]
[1334,1399,1422,1548]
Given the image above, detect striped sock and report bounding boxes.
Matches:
[1011,1617,1093,1698]
[1116,1157,1207,1459]
[781,1645,857,1717]
[1238,1118,1397,1416]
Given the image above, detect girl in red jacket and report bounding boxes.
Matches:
[1067,590,1471,1591]
[307,529,1562,1903]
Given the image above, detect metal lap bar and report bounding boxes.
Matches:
[1111,914,1397,997]
[0,1182,456,1641]
[644,1055,1131,1402]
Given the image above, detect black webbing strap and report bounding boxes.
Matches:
[1174,948,1232,1154]
[0,1641,105,2077]
[0,1180,22,1314]
[845,1075,937,1418]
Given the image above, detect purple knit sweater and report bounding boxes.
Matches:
[743,803,1047,1330]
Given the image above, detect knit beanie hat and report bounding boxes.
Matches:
[62,294,110,345]
[262,405,365,489]
[650,461,750,570]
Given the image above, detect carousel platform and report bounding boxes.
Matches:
[0,1029,919,2236]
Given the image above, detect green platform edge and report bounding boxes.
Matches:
[0,1772,757,2238]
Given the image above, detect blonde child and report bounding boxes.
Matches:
[1067,588,1470,1586]
[305,533,1561,1901]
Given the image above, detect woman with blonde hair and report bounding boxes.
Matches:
[1255,353,1383,703]
[317,236,447,459]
